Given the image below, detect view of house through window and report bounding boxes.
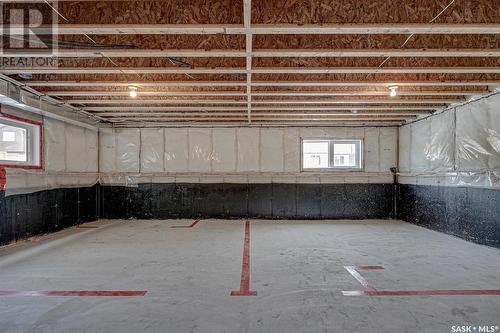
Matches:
[302,139,362,170]
[0,116,41,167]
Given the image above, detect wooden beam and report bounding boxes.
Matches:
[5,67,500,75]
[244,0,252,123]
[8,24,500,35]
[26,81,247,87]
[250,24,500,35]
[1,67,248,75]
[49,91,248,97]
[47,90,486,97]
[93,112,423,117]
[252,49,500,58]
[93,116,416,122]
[5,49,499,58]
[83,106,435,112]
[26,80,498,87]
[68,98,456,105]
[0,50,246,58]
[251,81,498,87]
[112,121,407,127]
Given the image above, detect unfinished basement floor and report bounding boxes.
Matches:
[1,219,499,333]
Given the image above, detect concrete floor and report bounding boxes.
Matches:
[1,219,499,333]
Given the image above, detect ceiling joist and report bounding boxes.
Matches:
[24,81,499,87]
[4,67,500,75]
[6,49,500,58]
[6,24,500,35]
[46,90,487,97]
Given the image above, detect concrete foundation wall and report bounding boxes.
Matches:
[101,183,394,220]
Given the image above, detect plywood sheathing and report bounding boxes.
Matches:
[254,57,500,67]
[58,34,245,50]
[252,0,499,24]
[57,0,243,24]
[253,34,500,49]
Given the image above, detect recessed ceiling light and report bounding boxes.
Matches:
[388,85,398,97]
[128,85,138,98]
[18,73,33,80]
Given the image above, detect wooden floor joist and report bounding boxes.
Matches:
[6,49,500,58]
[4,67,500,75]
[46,90,486,97]
[7,24,500,35]
[25,81,499,87]
[68,98,457,105]
[83,106,436,112]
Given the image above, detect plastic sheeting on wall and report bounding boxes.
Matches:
[212,128,236,172]
[188,128,212,172]
[399,92,500,188]
[456,97,500,171]
[5,117,99,195]
[165,128,188,172]
[98,126,397,186]
[428,110,454,172]
[45,118,67,172]
[116,129,140,173]
[141,128,164,173]
[236,128,260,172]
[261,128,284,172]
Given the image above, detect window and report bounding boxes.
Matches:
[0,114,41,168]
[302,139,362,170]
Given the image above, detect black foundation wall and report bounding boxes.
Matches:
[0,185,99,246]
[398,184,500,248]
[100,183,394,220]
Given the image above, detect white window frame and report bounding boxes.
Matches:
[301,138,363,172]
[0,114,42,168]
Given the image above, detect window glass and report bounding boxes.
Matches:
[302,139,362,170]
[302,140,329,169]
[0,116,41,167]
[333,143,357,167]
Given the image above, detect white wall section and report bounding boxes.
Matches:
[99,126,397,184]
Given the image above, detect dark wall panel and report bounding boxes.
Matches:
[100,183,394,220]
[398,184,500,248]
[0,185,99,246]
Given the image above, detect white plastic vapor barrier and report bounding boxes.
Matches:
[399,92,500,188]
[164,128,187,172]
[5,117,99,195]
[98,126,398,186]
[141,128,164,173]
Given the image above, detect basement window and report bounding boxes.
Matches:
[302,139,362,170]
[0,114,41,168]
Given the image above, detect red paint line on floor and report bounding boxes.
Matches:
[171,220,200,228]
[357,266,385,270]
[230,220,257,297]
[0,290,147,297]
[344,266,378,292]
[76,225,99,229]
[343,290,500,297]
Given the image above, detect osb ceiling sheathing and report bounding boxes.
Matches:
[2,0,500,126]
